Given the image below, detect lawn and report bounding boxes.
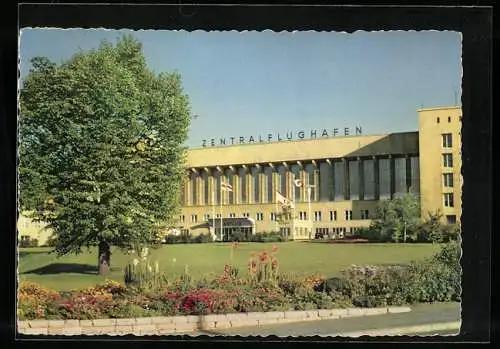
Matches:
[18,242,440,291]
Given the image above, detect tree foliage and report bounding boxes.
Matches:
[417,211,461,243]
[368,190,420,242]
[19,35,191,273]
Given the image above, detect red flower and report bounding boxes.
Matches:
[259,251,268,263]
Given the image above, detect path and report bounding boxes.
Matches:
[187,302,461,337]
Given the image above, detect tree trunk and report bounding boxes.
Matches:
[98,241,111,275]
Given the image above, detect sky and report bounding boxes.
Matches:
[19,29,462,148]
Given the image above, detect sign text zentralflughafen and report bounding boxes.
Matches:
[202,126,363,148]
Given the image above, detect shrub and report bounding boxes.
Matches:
[192,233,213,243]
[18,282,61,320]
[250,231,284,243]
[108,302,152,318]
[19,236,39,248]
[57,292,114,320]
[229,230,248,242]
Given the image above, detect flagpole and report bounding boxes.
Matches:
[212,184,216,239]
[307,186,312,240]
[220,179,223,242]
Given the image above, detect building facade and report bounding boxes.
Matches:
[418,106,462,224]
[178,106,462,240]
[18,106,462,245]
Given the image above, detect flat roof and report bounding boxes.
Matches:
[186,131,419,168]
[417,106,461,112]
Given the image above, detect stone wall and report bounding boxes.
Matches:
[18,306,411,336]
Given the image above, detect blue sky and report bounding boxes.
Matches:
[19,29,462,148]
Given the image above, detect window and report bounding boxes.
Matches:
[360,210,370,219]
[442,133,452,148]
[242,212,250,218]
[191,214,198,223]
[270,212,277,221]
[329,210,337,221]
[229,213,236,218]
[443,173,454,187]
[314,211,322,221]
[299,211,308,220]
[345,210,353,221]
[256,212,264,221]
[443,153,453,168]
[444,193,454,207]
[216,213,221,218]
[437,117,440,123]
[446,215,457,224]
[204,214,210,221]
[448,116,452,123]
[179,215,185,223]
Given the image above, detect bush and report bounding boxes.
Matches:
[250,231,284,243]
[229,230,247,242]
[108,302,152,318]
[192,233,213,243]
[19,236,39,248]
[18,282,61,320]
[317,242,461,307]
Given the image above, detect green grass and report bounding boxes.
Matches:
[18,242,440,291]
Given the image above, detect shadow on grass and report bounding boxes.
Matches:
[21,263,121,275]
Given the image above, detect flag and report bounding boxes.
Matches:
[276,191,295,209]
[294,179,304,187]
[221,181,233,192]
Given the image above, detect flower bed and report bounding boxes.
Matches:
[17,242,461,320]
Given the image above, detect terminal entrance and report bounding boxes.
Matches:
[209,218,255,242]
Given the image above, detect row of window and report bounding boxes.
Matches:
[180,209,371,223]
[437,115,462,125]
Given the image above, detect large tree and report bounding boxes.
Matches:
[19,35,191,274]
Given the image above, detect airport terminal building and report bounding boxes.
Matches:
[18,106,462,244]
[178,106,462,240]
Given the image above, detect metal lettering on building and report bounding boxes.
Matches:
[201,126,363,148]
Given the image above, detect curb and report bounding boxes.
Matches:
[328,321,461,337]
[17,306,411,336]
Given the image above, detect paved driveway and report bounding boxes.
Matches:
[187,302,461,337]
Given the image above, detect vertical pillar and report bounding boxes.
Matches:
[405,155,412,193]
[220,169,226,205]
[300,167,307,202]
[272,167,279,203]
[358,158,365,201]
[389,155,396,199]
[259,167,266,204]
[196,171,202,206]
[207,169,214,205]
[185,171,191,206]
[233,167,240,205]
[246,166,252,204]
[286,166,293,201]
[313,161,319,202]
[343,158,350,200]
[373,156,380,200]
[331,160,336,201]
